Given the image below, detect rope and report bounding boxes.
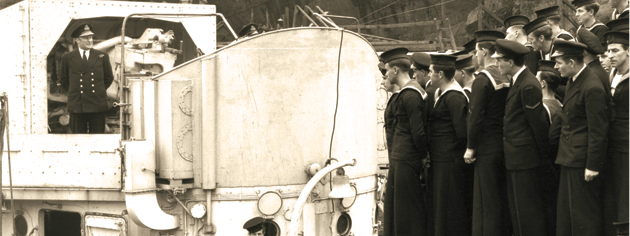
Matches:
[1,94,15,235]
[358,0,400,21]
[364,0,456,25]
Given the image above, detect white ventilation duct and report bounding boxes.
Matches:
[123,140,179,230]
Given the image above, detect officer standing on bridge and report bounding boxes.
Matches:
[59,23,113,134]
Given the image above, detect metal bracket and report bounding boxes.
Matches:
[141,166,156,173]
[113,102,131,107]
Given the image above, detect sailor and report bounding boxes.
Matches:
[610,0,629,20]
[535,6,575,41]
[604,29,629,236]
[411,52,433,90]
[427,53,470,236]
[238,23,259,38]
[536,60,564,236]
[381,48,429,236]
[383,61,401,159]
[575,28,612,100]
[573,0,609,47]
[550,39,608,236]
[465,30,512,236]
[462,38,481,72]
[524,17,556,61]
[243,217,265,236]
[453,52,475,98]
[525,17,568,100]
[59,23,114,134]
[493,39,551,236]
[504,15,539,74]
[537,60,563,124]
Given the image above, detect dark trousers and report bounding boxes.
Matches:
[611,151,629,223]
[384,158,428,236]
[507,166,549,236]
[432,160,472,236]
[69,112,106,134]
[471,157,511,236]
[556,166,603,236]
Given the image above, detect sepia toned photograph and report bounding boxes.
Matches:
[0,0,627,235]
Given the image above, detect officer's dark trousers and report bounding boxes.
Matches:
[556,166,603,236]
[506,166,548,236]
[471,155,511,236]
[384,158,428,236]
[432,160,471,236]
[70,112,106,134]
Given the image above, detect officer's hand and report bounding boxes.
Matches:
[464,148,476,164]
[584,168,599,182]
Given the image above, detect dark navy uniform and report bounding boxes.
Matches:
[605,30,629,235]
[577,21,609,47]
[524,45,540,74]
[612,7,629,20]
[494,40,551,236]
[381,47,430,236]
[467,65,511,236]
[59,24,114,134]
[575,28,613,118]
[427,54,471,236]
[549,40,609,236]
[384,80,429,236]
[608,68,629,226]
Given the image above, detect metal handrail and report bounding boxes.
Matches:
[319,14,361,33]
[312,13,340,29]
[295,5,319,27]
[119,13,237,140]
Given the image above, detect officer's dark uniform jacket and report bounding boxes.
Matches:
[429,82,469,162]
[550,65,608,171]
[503,66,550,170]
[60,49,114,113]
[467,65,510,159]
[609,68,629,153]
[389,80,429,160]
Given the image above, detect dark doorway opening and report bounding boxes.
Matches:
[44,210,82,236]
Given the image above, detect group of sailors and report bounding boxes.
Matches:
[380,1,629,236]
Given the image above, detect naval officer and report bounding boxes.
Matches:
[59,23,114,134]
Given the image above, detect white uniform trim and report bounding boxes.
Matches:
[400,86,428,100]
[434,82,469,107]
[478,70,510,90]
[543,103,552,124]
[612,8,629,20]
[610,68,629,95]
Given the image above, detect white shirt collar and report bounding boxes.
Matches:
[572,64,588,82]
[512,66,527,84]
[78,48,90,59]
[434,80,467,106]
